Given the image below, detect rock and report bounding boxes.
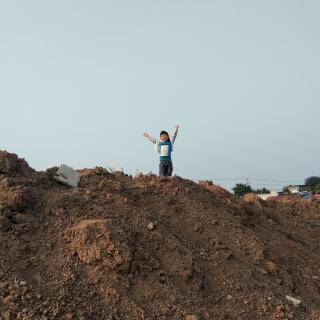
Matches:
[256,267,268,275]
[3,295,14,304]
[65,313,73,319]
[243,193,259,202]
[186,316,198,320]
[54,165,80,187]
[211,219,218,226]
[266,261,277,274]
[286,295,301,306]
[227,294,233,300]
[19,280,27,286]
[147,222,154,231]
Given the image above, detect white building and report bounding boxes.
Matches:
[287,185,305,194]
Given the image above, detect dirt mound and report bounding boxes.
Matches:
[0,151,32,176]
[243,193,262,203]
[198,180,232,198]
[0,152,320,319]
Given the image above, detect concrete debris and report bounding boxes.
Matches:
[286,295,301,306]
[54,165,80,187]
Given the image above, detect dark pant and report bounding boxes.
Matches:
[159,160,173,177]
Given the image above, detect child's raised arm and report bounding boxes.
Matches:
[172,125,179,144]
[143,132,158,144]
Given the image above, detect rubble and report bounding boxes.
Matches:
[54,164,80,187]
[286,295,302,307]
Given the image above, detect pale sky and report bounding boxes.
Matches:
[1,1,319,190]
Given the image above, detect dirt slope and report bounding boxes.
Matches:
[0,151,319,320]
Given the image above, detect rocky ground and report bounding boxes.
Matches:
[0,151,320,320]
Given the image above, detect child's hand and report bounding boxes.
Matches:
[143,132,149,138]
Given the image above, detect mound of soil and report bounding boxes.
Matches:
[0,151,32,176]
[0,152,320,320]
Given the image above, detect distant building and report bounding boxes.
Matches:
[286,185,306,194]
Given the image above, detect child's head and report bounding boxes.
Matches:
[160,130,170,141]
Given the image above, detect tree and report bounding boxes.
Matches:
[254,187,271,194]
[233,184,253,197]
[283,186,290,194]
[305,176,320,194]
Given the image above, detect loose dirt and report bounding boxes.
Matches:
[0,151,319,320]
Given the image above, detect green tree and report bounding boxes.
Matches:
[305,176,320,193]
[254,187,271,194]
[233,183,253,197]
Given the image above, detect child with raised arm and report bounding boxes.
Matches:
[143,125,179,177]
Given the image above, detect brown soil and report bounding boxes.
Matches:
[0,151,320,320]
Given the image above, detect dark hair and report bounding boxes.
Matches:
[160,130,170,141]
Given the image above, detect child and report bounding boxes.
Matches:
[143,125,179,177]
